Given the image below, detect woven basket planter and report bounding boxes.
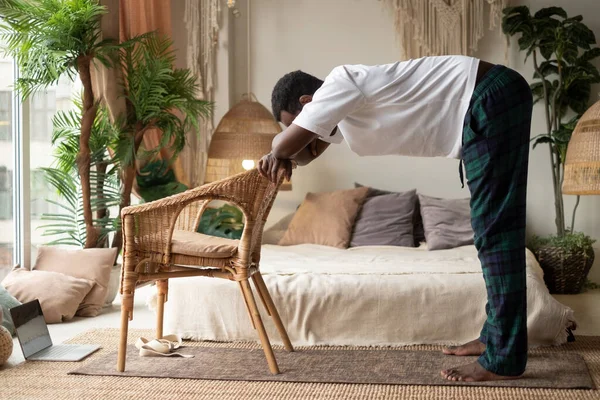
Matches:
[536,245,595,294]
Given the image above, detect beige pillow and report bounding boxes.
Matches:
[279,187,369,248]
[33,247,118,317]
[1,268,94,323]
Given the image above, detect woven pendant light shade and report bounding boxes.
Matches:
[205,95,291,190]
[563,100,600,195]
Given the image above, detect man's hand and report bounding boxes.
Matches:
[258,153,293,183]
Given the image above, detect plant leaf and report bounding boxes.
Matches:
[534,7,568,20]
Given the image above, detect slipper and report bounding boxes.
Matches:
[135,334,193,358]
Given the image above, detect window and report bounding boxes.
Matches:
[0,47,14,278]
[30,90,56,141]
[0,91,11,141]
[30,78,80,259]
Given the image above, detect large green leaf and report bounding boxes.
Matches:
[539,37,556,60]
[534,7,567,20]
[580,48,600,63]
[502,6,532,36]
[565,21,596,49]
[197,204,244,240]
[563,79,592,114]
[533,60,558,79]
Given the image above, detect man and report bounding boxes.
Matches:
[258,56,533,382]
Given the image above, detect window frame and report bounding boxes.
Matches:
[12,59,31,269]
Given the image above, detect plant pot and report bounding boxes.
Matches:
[104,264,121,307]
[536,245,595,294]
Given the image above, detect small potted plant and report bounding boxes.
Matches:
[502,6,600,293]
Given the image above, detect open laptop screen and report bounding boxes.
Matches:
[10,299,52,358]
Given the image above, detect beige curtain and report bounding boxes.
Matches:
[93,0,185,187]
[119,0,186,183]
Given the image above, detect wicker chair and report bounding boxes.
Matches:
[117,168,293,374]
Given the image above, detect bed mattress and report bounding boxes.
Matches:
[155,244,575,347]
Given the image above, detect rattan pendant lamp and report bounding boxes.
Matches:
[563,100,600,195]
[205,0,290,189]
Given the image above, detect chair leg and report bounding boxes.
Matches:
[239,279,280,374]
[252,272,294,352]
[156,279,168,339]
[117,306,130,372]
[238,281,256,329]
[117,273,136,372]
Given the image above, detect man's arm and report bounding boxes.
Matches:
[259,123,333,182]
[271,123,318,160]
[292,139,330,166]
[271,122,331,165]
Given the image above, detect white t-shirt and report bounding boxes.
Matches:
[292,56,480,159]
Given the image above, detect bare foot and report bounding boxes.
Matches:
[441,361,522,382]
[442,339,485,356]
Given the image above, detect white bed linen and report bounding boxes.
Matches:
[158,244,575,347]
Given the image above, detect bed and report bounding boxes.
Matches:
[157,243,575,347]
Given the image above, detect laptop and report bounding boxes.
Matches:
[10,299,101,361]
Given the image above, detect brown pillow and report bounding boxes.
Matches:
[279,187,369,248]
[1,268,94,323]
[33,247,118,317]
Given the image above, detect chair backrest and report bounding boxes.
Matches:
[171,166,284,264]
[245,168,286,263]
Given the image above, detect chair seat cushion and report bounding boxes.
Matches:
[171,230,239,259]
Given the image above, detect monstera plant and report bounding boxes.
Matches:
[502,6,600,293]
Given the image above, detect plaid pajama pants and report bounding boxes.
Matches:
[461,65,533,376]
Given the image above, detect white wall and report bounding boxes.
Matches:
[175,1,600,281]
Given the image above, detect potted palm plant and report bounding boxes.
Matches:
[39,31,212,304]
[502,6,600,293]
[109,32,212,251]
[0,0,114,249]
[1,0,212,305]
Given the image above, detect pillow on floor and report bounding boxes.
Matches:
[0,283,21,335]
[355,183,424,246]
[350,191,415,247]
[418,194,474,250]
[279,187,370,249]
[262,212,296,245]
[1,268,94,323]
[33,247,118,317]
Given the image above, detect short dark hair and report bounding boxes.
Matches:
[271,70,324,122]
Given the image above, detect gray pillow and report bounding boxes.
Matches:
[262,212,296,245]
[0,284,21,335]
[418,194,474,251]
[355,183,425,245]
[350,191,415,247]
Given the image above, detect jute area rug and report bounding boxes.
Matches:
[2,328,600,400]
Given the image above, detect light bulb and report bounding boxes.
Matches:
[242,160,255,170]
